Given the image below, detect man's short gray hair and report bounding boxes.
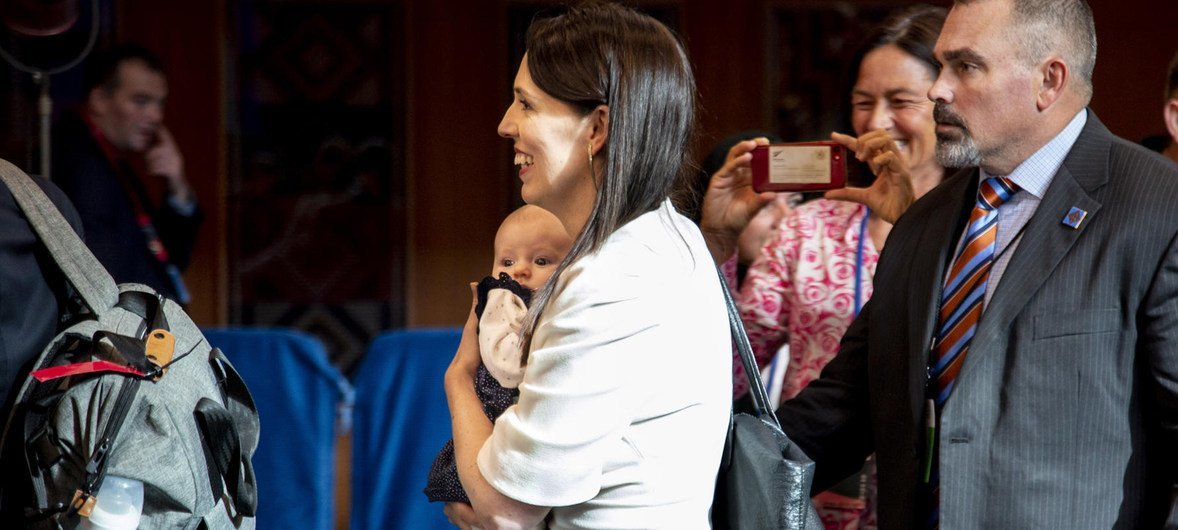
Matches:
[958,0,1097,102]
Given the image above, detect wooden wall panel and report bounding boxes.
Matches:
[116,0,227,326]
[403,1,511,326]
[682,0,772,158]
[1088,0,1178,143]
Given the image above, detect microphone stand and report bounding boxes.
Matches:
[0,0,98,179]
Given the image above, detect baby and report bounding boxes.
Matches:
[424,205,573,504]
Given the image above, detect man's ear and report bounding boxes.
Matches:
[1035,57,1069,111]
[1165,98,1178,145]
[87,88,109,118]
[587,104,609,157]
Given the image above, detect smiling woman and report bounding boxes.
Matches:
[442,2,732,530]
[849,44,939,187]
[496,57,599,235]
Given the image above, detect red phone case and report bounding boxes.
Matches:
[751,141,847,192]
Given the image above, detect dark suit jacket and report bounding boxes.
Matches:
[778,111,1178,529]
[0,175,81,419]
[51,111,202,301]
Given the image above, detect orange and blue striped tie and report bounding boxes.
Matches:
[931,176,1019,404]
[926,175,1018,528]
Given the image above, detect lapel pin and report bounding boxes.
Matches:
[1062,207,1087,229]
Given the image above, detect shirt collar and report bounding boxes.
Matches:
[980,109,1087,199]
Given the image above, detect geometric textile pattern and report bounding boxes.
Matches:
[227,0,407,370]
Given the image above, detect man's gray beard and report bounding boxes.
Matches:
[936,132,982,168]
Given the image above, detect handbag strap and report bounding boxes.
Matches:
[716,265,782,430]
[0,158,119,316]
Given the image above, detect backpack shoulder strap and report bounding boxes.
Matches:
[0,158,118,316]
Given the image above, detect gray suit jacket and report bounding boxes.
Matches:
[778,111,1178,529]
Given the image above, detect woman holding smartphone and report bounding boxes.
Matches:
[443,3,731,529]
[700,5,948,528]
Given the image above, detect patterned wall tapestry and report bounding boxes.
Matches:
[228,0,405,373]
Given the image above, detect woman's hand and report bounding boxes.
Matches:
[826,130,916,224]
[700,137,778,264]
[444,502,482,530]
[446,283,482,390]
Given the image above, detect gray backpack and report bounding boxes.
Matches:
[0,159,258,529]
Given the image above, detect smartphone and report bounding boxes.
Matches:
[751,141,847,192]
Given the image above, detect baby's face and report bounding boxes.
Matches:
[492,216,571,291]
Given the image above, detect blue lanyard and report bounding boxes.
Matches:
[853,207,870,317]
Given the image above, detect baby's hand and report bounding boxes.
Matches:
[474,273,533,320]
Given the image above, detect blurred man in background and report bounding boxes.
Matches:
[51,43,201,303]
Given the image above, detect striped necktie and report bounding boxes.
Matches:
[930,175,1019,404]
[925,175,1019,528]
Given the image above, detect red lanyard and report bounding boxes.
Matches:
[80,115,189,303]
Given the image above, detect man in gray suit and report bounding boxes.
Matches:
[753,0,1177,527]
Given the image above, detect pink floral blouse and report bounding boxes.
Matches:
[731,199,879,401]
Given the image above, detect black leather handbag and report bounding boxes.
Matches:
[712,270,822,530]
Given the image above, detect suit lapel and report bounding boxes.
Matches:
[905,170,977,413]
[962,111,1112,370]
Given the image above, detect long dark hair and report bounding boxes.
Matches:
[519,1,697,352]
[847,4,946,87]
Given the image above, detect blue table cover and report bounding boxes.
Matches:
[350,328,460,530]
[203,327,351,530]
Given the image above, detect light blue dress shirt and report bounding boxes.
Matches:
[968,110,1088,308]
